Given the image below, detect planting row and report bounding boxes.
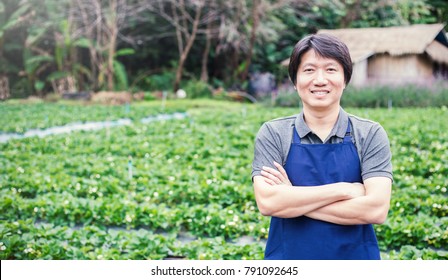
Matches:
[1,101,447,259]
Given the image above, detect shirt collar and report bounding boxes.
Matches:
[295,107,349,139]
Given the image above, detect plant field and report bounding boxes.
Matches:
[0,100,447,260]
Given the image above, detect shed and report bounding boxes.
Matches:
[283,24,448,87]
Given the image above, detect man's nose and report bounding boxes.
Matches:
[313,70,328,85]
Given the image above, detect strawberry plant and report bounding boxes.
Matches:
[1,100,447,259]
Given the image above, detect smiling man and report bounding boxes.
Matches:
[251,33,393,260]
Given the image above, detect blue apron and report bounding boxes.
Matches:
[264,123,380,260]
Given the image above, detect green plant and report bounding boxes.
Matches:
[145,71,175,92]
[341,83,448,108]
[182,80,213,99]
[272,88,301,107]
[112,48,135,91]
[1,101,447,260]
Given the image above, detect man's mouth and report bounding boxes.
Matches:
[311,90,330,96]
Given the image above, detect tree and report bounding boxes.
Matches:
[240,0,260,82]
[0,0,25,99]
[143,0,216,91]
[240,0,296,81]
[396,0,443,24]
[210,0,297,86]
[72,0,142,91]
[2,0,94,95]
[200,14,212,82]
[8,0,71,96]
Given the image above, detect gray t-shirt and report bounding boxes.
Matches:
[251,107,393,182]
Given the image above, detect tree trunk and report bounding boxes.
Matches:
[240,0,260,82]
[200,21,212,82]
[107,25,118,91]
[173,3,202,92]
[77,0,100,90]
[106,0,118,91]
[0,75,10,100]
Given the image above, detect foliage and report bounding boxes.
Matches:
[182,80,213,99]
[0,100,447,260]
[270,87,301,108]
[113,60,129,91]
[142,71,176,92]
[15,0,74,95]
[1,0,446,98]
[341,83,448,108]
[0,101,185,133]
[0,0,22,75]
[396,0,439,24]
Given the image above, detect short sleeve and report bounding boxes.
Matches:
[251,123,283,180]
[360,125,393,181]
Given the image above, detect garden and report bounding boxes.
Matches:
[1,0,447,262]
[1,99,447,260]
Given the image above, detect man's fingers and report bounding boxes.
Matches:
[273,161,292,186]
[260,170,282,184]
[263,177,276,186]
[262,166,284,180]
[273,161,288,178]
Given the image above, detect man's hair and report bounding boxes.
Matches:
[288,33,353,86]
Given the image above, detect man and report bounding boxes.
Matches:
[251,33,393,260]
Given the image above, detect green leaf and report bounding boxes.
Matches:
[114,48,135,57]
[26,24,52,47]
[113,60,128,90]
[73,63,92,77]
[2,17,20,32]
[34,80,45,91]
[46,71,69,82]
[74,38,92,48]
[237,61,247,75]
[2,4,30,31]
[24,55,54,73]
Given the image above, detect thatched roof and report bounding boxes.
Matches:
[281,24,448,66]
[318,24,448,64]
[425,40,448,64]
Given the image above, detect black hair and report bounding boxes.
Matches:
[288,33,353,86]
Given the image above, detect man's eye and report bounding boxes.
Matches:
[327,68,337,72]
[304,68,314,72]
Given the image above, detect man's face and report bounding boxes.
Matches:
[296,49,346,112]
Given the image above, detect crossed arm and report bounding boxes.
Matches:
[253,162,392,225]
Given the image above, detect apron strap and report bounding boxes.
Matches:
[343,122,352,143]
[292,126,301,144]
[293,122,352,144]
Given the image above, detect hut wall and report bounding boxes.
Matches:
[434,62,448,79]
[367,54,433,84]
[351,59,368,87]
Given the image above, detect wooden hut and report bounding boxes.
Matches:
[283,24,448,87]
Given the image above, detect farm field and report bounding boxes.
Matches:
[0,99,447,260]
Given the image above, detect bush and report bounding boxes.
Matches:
[182,80,213,99]
[141,71,175,92]
[342,82,448,108]
[267,82,448,108]
[44,93,61,103]
[141,92,157,101]
[272,89,301,107]
[10,78,32,99]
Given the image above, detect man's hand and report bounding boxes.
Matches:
[260,161,365,199]
[260,161,292,186]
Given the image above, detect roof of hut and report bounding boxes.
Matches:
[281,24,448,65]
